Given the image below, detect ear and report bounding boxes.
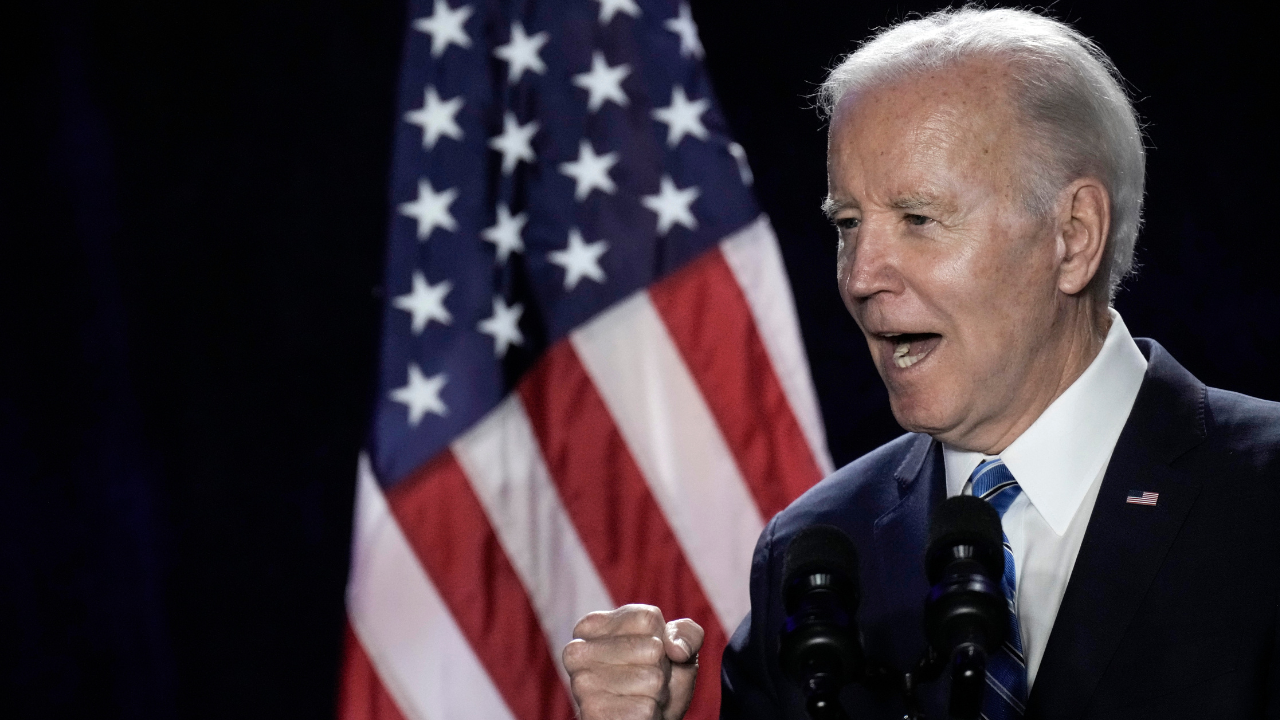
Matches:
[1055,178,1111,297]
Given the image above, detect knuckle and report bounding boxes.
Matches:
[573,610,611,639]
[673,617,704,641]
[562,638,588,669]
[636,635,665,663]
[569,669,600,699]
[634,665,666,696]
[620,603,659,615]
[631,696,660,720]
[615,603,664,636]
[577,695,609,720]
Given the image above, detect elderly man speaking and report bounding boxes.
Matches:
[562,7,1280,719]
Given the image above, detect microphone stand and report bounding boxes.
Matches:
[799,673,851,720]
[890,643,986,720]
[799,637,986,719]
[899,670,923,720]
[900,646,942,720]
[845,658,933,720]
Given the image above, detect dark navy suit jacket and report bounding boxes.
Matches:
[721,340,1280,719]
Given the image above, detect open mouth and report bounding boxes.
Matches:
[882,332,941,369]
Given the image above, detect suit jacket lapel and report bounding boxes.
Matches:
[871,435,947,684]
[1027,340,1208,719]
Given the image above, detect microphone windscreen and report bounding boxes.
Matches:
[926,496,1004,582]
[783,524,859,587]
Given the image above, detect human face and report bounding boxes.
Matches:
[827,62,1081,452]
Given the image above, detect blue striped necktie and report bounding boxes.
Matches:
[969,458,1028,719]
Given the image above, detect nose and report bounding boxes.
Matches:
[838,217,902,304]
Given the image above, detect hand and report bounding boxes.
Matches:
[562,604,705,720]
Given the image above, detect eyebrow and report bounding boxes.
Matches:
[822,193,955,219]
[888,195,937,211]
[821,196,851,220]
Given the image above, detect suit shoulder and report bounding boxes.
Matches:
[774,432,924,529]
[1206,386,1280,434]
[1203,386,1280,468]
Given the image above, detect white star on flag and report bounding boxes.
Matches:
[481,203,527,263]
[404,86,464,150]
[549,228,609,290]
[411,0,474,58]
[651,86,710,147]
[399,179,459,241]
[393,271,453,333]
[572,51,631,112]
[477,296,525,358]
[664,3,704,59]
[389,364,448,425]
[558,139,619,201]
[488,112,539,175]
[592,0,641,24]
[493,21,549,84]
[642,175,701,235]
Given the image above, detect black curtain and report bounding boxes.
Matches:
[4,1,1275,717]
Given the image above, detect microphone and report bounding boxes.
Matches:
[923,495,1009,720]
[779,525,863,720]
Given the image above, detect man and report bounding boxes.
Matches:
[563,8,1280,719]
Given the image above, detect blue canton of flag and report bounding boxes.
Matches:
[373,0,759,484]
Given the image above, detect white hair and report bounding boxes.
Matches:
[819,7,1145,301]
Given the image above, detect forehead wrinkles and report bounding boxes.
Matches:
[829,69,1022,207]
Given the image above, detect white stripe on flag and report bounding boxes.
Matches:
[571,293,764,632]
[451,395,616,684]
[348,454,517,720]
[720,215,834,475]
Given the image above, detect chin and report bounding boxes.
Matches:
[886,387,954,437]
[887,397,935,435]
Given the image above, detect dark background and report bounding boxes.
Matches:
[3,0,1276,717]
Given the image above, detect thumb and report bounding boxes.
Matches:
[662,619,704,720]
[663,618,705,664]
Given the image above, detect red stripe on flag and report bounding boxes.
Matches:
[386,451,575,720]
[335,622,408,720]
[650,248,824,518]
[519,341,727,720]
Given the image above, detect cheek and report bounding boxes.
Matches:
[928,230,1033,315]
[834,237,858,311]
[906,239,987,323]
[986,238,1061,325]
[938,238,1058,375]
[928,251,978,294]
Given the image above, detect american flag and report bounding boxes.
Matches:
[336,1,833,719]
[1126,490,1159,506]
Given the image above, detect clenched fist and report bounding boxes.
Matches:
[562,605,705,720]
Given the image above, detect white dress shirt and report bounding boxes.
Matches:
[942,309,1148,689]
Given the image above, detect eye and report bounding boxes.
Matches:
[904,213,931,227]
[834,217,860,231]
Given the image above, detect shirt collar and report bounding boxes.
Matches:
[943,309,1148,535]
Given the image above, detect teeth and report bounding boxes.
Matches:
[892,338,933,369]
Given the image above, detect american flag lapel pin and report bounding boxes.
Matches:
[1126,489,1159,506]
